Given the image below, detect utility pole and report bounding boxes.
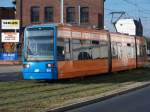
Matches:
[110,11,126,32]
[61,0,64,23]
[78,5,81,26]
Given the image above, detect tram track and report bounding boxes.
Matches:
[0,68,150,112]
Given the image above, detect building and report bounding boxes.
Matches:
[0,7,15,22]
[4,0,105,64]
[0,7,15,34]
[115,18,143,36]
[0,7,17,64]
[14,0,105,29]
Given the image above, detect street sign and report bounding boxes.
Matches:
[1,32,19,42]
[0,53,18,60]
[1,19,20,30]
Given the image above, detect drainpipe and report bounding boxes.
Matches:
[78,5,81,26]
[60,0,64,23]
[20,0,23,27]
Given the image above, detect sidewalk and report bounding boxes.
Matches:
[0,61,21,65]
[49,81,150,112]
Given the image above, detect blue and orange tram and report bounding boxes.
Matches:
[22,24,147,80]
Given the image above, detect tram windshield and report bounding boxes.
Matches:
[25,27,54,61]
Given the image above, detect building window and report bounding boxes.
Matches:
[45,7,54,22]
[80,7,89,23]
[31,6,40,22]
[66,7,75,23]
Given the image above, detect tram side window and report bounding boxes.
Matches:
[143,45,147,56]
[137,44,145,57]
[64,39,71,60]
[127,43,135,58]
[72,39,108,60]
[57,38,71,61]
[91,41,108,59]
[91,40,100,59]
[72,39,92,60]
[117,42,122,59]
[137,44,140,57]
[111,42,118,58]
[139,45,146,57]
[57,38,65,61]
[111,42,123,59]
[72,39,80,60]
[57,46,65,60]
[0,44,3,53]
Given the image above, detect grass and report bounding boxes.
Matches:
[0,67,150,112]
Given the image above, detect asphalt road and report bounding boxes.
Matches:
[0,65,22,81]
[66,85,150,112]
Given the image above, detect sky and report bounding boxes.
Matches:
[0,0,150,37]
[0,0,13,7]
[104,0,150,37]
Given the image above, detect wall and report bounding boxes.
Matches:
[15,0,104,29]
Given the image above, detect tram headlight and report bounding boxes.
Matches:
[46,64,55,68]
[47,64,51,68]
[23,64,30,68]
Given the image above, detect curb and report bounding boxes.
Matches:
[0,61,22,65]
[48,82,150,112]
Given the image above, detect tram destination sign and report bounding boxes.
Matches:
[1,32,19,42]
[1,19,20,30]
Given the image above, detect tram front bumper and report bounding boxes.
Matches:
[23,72,54,80]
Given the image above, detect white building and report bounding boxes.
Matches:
[115,19,143,36]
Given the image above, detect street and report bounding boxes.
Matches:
[66,85,150,112]
[0,65,22,81]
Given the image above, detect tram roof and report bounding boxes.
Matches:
[25,23,107,33]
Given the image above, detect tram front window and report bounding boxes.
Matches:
[25,28,54,61]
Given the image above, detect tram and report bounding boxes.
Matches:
[22,24,147,80]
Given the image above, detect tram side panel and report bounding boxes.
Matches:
[110,33,136,72]
[57,30,109,79]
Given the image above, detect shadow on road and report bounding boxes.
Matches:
[0,72,23,82]
[0,65,22,82]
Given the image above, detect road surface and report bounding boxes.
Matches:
[0,65,22,81]
[66,85,150,112]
